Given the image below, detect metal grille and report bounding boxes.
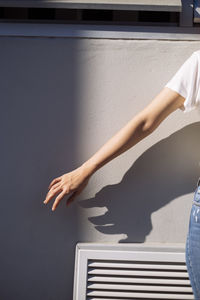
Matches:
[0,1,182,26]
[87,259,193,299]
[73,243,194,300]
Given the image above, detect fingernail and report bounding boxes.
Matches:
[43,201,47,204]
[52,207,55,211]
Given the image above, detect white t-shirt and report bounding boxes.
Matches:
[164,50,200,113]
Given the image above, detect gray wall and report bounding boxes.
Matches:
[1,34,200,299]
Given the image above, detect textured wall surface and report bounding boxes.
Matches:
[1,36,200,299]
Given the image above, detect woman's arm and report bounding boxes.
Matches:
[44,87,185,211]
[83,87,185,174]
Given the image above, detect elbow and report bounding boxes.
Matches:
[141,118,157,136]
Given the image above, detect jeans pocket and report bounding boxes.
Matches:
[191,205,200,225]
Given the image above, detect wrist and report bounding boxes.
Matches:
[81,159,98,178]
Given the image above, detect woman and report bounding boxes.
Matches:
[44,50,200,298]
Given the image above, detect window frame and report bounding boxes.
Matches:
[0,0,196,34]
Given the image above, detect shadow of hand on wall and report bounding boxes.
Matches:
[78,122,200,242]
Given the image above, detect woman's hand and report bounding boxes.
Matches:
[43,164,92,211]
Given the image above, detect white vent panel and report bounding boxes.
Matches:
[73,243,194,300]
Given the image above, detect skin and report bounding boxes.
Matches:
[43,87,186,211]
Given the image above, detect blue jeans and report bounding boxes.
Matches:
[186,178,200,299]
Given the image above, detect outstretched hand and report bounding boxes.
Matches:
[43,165,91,211]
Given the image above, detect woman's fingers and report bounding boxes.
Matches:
[44,169,90,210]
[52,190,66,211]
[50,182,61,191]
[44,186,62,204]
[48,177,61,190]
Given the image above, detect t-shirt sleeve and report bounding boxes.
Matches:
[164,51,200,113]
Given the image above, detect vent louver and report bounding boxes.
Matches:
[73,243,194,300]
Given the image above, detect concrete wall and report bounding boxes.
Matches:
[1,34,200,299]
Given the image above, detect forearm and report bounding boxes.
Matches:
[82,111,153,177]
